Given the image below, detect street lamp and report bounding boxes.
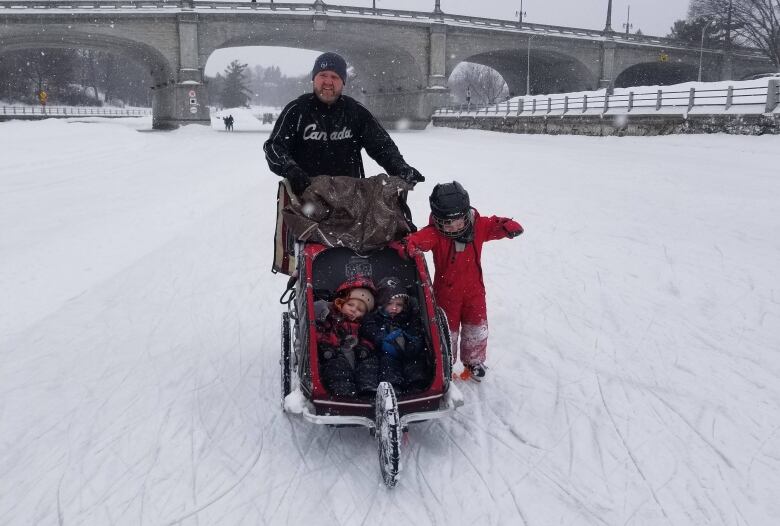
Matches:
[526,35,532,95]
[623,5,633,36]
[604,0,614,33]
[698,19,714,82]
[516,0,526,24]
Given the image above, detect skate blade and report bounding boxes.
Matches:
[458,369,482,383]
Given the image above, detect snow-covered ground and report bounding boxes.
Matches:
[1,117,779,525]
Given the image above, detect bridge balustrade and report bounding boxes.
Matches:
[0,105,152,118]
[434,79,780,120]
[0,0,766,58]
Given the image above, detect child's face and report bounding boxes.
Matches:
[383,297,405,318]
[438,216,466,234]
[341,298,367,321]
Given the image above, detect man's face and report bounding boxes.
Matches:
[313,70,344,105]
[341,298,367,321]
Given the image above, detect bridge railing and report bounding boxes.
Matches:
[433,79,780,119]
[0,105,152,117]
[0,0,763,57]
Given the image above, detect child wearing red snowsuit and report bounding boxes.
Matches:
[396,182,523,379]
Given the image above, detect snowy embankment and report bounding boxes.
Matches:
[1,118,779,525]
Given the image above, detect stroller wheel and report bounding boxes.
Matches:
[280,312,292,409]
[375,382,401,488]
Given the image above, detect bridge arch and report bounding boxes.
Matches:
[446,62,508,104]
[456,48,597,97]
[614,62,698,88]
[201,24,430,127]
[0,33,174,87]
[201,20,428,93]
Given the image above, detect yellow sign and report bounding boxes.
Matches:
[658,52,669,63]
[38,90,48,104]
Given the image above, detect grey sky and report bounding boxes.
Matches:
[204,0,691,76]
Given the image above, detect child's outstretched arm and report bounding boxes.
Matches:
[390,225,439,258]
[484,216,524,241]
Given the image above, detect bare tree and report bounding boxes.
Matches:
[448,62,508,105]
[689,0,780,68]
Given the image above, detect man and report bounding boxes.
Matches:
[264,52,424,195]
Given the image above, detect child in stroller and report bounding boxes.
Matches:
[360,276,431,392]
[315,275,377,397]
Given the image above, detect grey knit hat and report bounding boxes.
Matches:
[311,52,348,84]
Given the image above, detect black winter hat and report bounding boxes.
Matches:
[311,52,348,84]
[376,276,409,307]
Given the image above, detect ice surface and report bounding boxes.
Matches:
[1,117,779,525]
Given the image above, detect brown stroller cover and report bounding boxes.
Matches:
[282,174,413,253]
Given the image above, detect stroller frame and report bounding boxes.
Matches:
[280,242,463,486]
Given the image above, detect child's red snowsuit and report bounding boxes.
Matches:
[402,209,522,367]
[316,311,369,350]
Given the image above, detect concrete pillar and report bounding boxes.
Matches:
[153,12,210,129]
[599,40,617,91]
[766,78,779,113]
[362,88,450,130]
[429,23,447,89]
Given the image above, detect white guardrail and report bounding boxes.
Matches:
[0,105,151,117]
[434,79,780,119]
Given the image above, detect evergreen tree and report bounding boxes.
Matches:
[667,17,725,47]
[220,60,252,108]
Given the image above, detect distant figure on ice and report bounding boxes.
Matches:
[393,182,524,382]
[222,116,230,131]
[263,51,424,196]
[227,114,234,131]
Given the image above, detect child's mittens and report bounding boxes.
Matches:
[381,329,405,357]
[355,343,373,360]
[319,342,337,360]
[501,218,524,238]
[389,239,419,259]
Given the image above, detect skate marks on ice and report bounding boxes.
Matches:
[3,123,780,525]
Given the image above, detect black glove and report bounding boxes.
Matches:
[396,166,425,187]
[285,164,311,195]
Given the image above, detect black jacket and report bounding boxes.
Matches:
[360,308,425,360]
[263,93,411,179]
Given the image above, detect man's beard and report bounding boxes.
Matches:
[316,88,341,104]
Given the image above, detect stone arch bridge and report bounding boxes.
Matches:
[0,0,772,129]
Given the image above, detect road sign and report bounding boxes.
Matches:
[188,89,197,98]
